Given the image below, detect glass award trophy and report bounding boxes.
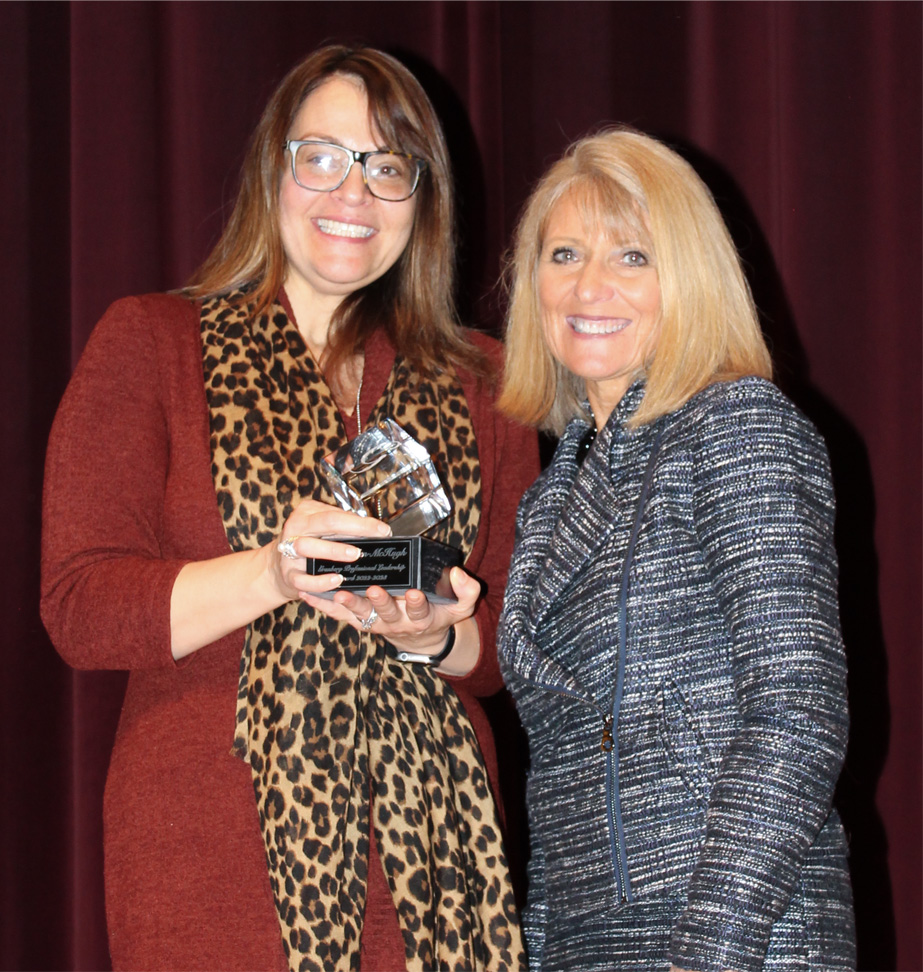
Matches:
[306,418,463,603]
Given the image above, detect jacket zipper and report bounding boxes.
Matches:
[603,717,632,903]
[516,676,633,902]
[604,424,664,903]
[514,424,663,911]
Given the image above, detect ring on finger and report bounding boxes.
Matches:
[360,608,379,632]
[277,536,303,560]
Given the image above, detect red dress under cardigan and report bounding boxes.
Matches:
[41,294,538,971]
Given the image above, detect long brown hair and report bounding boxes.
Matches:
[187,45,489,385]
[499,128,772,434]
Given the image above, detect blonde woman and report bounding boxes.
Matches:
[498,129,854,971]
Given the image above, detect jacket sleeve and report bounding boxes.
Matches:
[522,807,548,965]
[668,381,849,972]
[41,296,196,671]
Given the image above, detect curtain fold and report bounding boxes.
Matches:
[3,2,919,969]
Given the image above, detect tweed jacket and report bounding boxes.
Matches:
[498,378,854,972]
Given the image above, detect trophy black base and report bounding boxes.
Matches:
[306,536,463,604]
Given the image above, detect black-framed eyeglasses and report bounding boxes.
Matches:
[283,139,427,201]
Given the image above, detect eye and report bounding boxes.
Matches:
[368,154,412,181]
[296,145,340,172]
[620,249,650,267]
[550,246,579,265]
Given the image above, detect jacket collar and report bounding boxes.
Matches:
[500,381,659,699]
[529,381,650,627]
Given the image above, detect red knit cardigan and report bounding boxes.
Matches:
[41,293,538,971]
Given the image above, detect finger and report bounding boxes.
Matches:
[314,511,392,539]
[402,588,433,623]
[301,591,362,626]
[296,536,364,563]
[330,589,373,619]
[295,571,345,597]
[292,507,392,540]
[447,567,481,613]
[365,587,407,624]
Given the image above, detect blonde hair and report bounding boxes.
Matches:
[498,127,772,434]
[186,45,488,387]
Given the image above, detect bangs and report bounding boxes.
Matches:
[560,176,653,250]
[347,69,432,160]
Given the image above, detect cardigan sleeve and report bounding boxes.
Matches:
[667,380,849,972]
[445,331,541,697]
[41,296,199,671]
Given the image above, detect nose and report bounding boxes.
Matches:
[574,258,615,302]
[333,160,371,205]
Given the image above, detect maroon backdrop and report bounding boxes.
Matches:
[2,2,920,970]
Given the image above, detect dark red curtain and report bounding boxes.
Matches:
[2,2,919,970]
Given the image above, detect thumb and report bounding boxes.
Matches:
[449,566,481,605]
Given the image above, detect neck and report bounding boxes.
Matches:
[280,279,364,416]
[586,391,620,432]
[282,278,343,363]
[586,374,637,431]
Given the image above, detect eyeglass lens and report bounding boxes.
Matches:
[293,143,419,200]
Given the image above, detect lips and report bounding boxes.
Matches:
[567,316,631,335]
[315,218,375,239]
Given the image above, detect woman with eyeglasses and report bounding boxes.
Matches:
[42,45,531,972]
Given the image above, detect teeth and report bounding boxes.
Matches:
[568,317,630,335]
[316,218,375,238]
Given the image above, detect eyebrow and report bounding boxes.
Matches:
[292,133,388,152]
[542,235,647,248]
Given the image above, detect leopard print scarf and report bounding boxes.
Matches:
[200,292,523,972]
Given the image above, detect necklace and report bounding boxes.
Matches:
[354,354,364,427]
[576,404,597,465]
[575,425,596,465]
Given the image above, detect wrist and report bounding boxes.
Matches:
[393,625,456,666]
[433,615,480,677]
[259,538,295,606]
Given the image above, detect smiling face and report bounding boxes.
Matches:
[537,193,662,428]
[278,75,417,331]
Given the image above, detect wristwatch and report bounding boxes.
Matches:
[393,625,456,666]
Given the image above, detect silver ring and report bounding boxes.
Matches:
[360,608,379,631]
[277,536,300,560]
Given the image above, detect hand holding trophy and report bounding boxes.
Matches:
[307,419,464,603]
